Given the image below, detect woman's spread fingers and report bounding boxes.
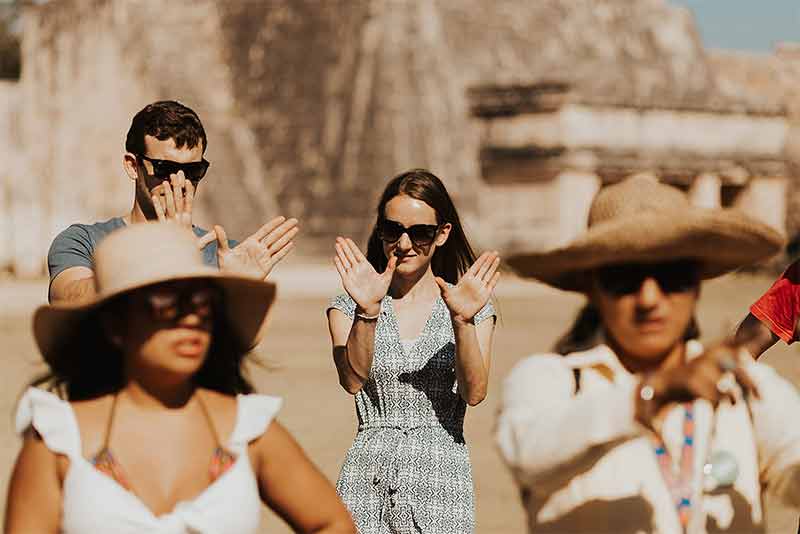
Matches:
[335,243,352,270]
[333,256,346,277]
[475,252,494,279]
[349,238,368,262]
[487,271,501,293]
[483,256,501,282]
[341,239,359,266]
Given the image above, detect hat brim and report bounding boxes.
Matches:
[34,272,277,368]
[506,208,785,292]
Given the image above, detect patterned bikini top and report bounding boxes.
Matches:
[90,392,237,490]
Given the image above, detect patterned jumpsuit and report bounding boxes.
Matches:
[329,293,495,534]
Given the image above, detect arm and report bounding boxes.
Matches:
[49,267,96,305]
[452,314,495,406]
[4,432,62,534]
[47,225,96,304]
[328,307,378,394]
[436,251,501,405]
[328,237,397,394]
[252,421,356,534]
[735,313,779,359]
[495,356,644,494]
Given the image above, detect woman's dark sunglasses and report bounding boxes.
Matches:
[595,260,699,296]
[137,154,210,183]
[377,219,441,247]
[144,285,219,323]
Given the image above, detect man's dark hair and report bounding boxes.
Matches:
[125,100,207,156]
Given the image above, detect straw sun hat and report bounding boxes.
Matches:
[34,222,276,367]
[507,175,785,292]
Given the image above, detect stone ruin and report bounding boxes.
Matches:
[1,0,798,276]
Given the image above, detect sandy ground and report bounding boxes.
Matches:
[1,269,799,533]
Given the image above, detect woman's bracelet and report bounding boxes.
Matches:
[355,310,381,321]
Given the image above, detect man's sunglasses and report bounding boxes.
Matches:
[137,154,210,184]
[595,260,699,296]
[377,219,441,247]
[143,285,219,323]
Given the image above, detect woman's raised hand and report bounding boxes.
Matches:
[334,237,397,316]
[435,251,500,323]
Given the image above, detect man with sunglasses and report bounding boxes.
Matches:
[47,100,298,304]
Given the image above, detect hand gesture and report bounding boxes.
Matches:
[151,171,217,250]
[152,171,194,228]
[333,237,397,316]
[215,216,299,280]
[435,251,500,323]
[636,339,760,429]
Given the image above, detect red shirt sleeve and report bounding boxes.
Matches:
[750,261,800,344]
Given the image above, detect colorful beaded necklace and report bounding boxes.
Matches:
[650,403,695,530]
[91,392,237,491]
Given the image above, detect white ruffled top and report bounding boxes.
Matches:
[15,387,282,534]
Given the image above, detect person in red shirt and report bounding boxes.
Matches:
[735,261,800,357]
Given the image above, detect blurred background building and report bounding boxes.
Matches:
[0,0,798,277]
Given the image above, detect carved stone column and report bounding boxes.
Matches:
[688,173,721,209]
[557,170,601,245]
[734,176,788,234]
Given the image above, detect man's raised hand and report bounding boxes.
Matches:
[215,216,299,280]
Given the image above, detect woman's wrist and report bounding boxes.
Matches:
[450,313,475,328]
[355,303,381,319]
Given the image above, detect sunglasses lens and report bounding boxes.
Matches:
[596,261,697,296]
[408,226,438,246]
[147,293,179,321]
[378,220,404,243]
[184,160,209,182]
[190,289,215,319]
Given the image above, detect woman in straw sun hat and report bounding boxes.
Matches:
[494,174,800,533]
[5,222,355,534]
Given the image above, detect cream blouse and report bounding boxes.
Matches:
[495,341,800,534]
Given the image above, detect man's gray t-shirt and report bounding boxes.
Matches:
[48,217,236,284]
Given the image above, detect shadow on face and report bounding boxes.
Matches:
[111,280,216,381]
[588,260,700,362]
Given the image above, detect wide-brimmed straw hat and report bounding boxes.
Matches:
[34,222,276,367]
[506,175,785,292]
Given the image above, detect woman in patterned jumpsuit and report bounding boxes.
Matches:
[327,169,500,533]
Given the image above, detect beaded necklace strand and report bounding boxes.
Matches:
[650,404,695,530]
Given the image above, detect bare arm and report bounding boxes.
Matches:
[735,313,779,359]
[329,237,397,394]
[49,266,95,304]
[252,421,355,534]
[4,432,62,534]
[436,252,500,405]
[328,308,378,394]
[452,316,496,406]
